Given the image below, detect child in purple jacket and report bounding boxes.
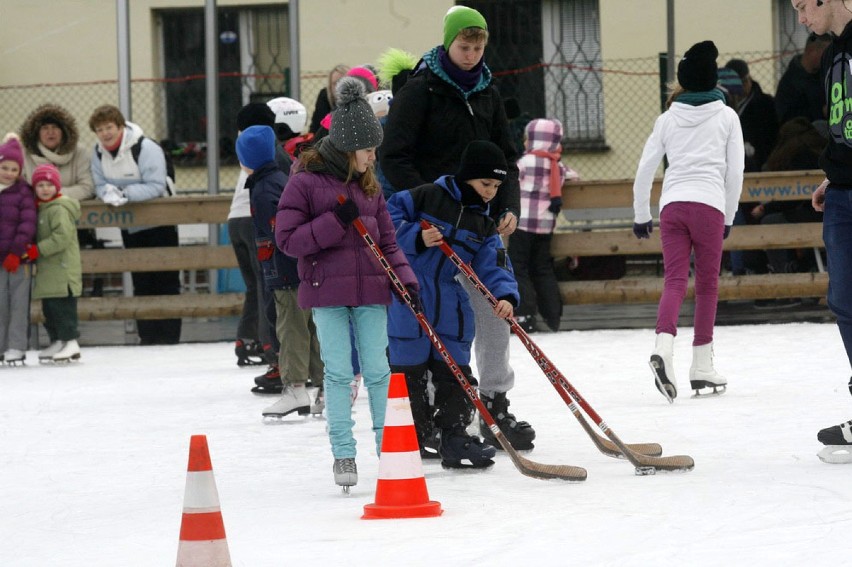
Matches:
[0,135,37,365]
[276,77,418,491]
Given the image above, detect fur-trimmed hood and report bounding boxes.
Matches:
[19,104,80,157]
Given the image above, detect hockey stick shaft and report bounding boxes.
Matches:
[341,196,585,481]
[427,222,692,473]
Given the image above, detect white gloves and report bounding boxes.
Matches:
[101,184,128,207]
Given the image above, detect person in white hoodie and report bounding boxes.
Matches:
[632,40,745,403]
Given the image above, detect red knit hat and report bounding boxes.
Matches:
[31,163,62,192]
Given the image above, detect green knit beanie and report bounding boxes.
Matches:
[443,6,488,50]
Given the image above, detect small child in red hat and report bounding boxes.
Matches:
[28,163,83,363]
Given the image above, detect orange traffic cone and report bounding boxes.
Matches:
[176,435,232,566]
[362,373,442,519]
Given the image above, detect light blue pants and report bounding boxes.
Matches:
[312,305,390,459]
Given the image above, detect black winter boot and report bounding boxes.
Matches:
[479,392,535,450]
[439,426,496,469]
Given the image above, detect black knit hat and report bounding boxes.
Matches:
[456,140,508,183]
[677,40,719,92]
[328,77,383,152]
[236,102,275,132]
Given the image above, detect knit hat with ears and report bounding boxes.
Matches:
[0,134,24,170]
[235,125,276,170]
[328,77,383,152]
[677,40,719,92]
[31,163,62,193]
[456,140,508,183]
[443,5,488,50]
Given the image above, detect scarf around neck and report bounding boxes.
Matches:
[676,89,726,106]
[37,143,73,165]
[312,137,359,183]
[438,46,484,93]
[529,148,564,198]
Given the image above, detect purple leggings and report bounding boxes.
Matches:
[656,201,725,346]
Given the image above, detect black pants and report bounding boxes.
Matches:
[228,216,273,347]
[42,293,79,342]
[508,229,563,330]
[121,226,182,345]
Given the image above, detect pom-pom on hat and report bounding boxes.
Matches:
[31,163,62,191]
[236,102,275,132]
[456,140,508,184]
[443,6,488,50]
[0,134,24,170]
[677,40,719,92]
[235,125,276,170]
[328,77,384,153]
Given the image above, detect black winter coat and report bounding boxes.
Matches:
[379,56,520,223]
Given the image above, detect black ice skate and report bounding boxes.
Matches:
[235,339,265,367]
[479,392,535,451]
[251,365,283,394]
[817,420,852,464]
[419,428,442,460]
[439,426,496,469]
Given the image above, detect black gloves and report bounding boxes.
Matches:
[334,198,360,226]
[547,196,563,214]
[723,225,731,240]
[633,220,653,239]
[405,285,422,314]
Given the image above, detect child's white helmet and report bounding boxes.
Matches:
[266,97,307,134]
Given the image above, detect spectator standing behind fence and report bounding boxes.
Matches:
[791,0,852,463]
[510,118,577,334]
[0,135,36,365]
[775,33,830,127]
[308,64,349,135]
[276,77,417,490]
[26,164,82,363]
[632,40,744,403]
[235,125,324,419]
[89,105,182,345]
[379,5,536,453]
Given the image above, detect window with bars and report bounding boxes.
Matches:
[464,0,605,152]
[158,6,288,154]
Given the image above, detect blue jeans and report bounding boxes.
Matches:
[823,188,852,370]
[312,305,390,459]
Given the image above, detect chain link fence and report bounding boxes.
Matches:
[0,49,799,189]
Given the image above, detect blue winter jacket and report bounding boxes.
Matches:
[386,175,519,345]
[248,161,299,290]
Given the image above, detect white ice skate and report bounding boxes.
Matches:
[3,349,25,366]
[39,341,65,362]
[689,343,727,398]
[52,340,81,364]
[649,333,676,403]
[333,457,357,494]
[262,384,311,420]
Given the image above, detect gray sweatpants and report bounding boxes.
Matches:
[0,268,31,352]
[460,275,514,396]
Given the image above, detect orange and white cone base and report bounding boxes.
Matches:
[176,435,232,566]
[362,373,442,519]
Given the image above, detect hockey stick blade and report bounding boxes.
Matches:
[427,225,692,472]
[343,197,586,481]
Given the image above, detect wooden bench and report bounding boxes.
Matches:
[555,170,828,304]
[28,170,829,323]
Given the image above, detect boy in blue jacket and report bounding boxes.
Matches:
[236,125,324,417]
[386,140,519,469]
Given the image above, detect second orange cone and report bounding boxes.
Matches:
[362,373,442,519]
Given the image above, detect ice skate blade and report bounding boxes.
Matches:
[440,458,495,470]
[649,359,675,403]
[690,382,727,398]
[262,406,311,420]
[818,445,852,464]
[251,386,283,396]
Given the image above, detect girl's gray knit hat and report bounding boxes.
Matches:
[328,76,383,152]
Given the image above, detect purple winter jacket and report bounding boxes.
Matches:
[0,179,37,260]
[275,167,417,310]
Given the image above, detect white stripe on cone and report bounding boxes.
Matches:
[182,471,221,510]
[383,398,415,427]
[176,540,231,567]
[377,450,424,480]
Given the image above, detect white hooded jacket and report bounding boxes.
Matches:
[633,100,744,225]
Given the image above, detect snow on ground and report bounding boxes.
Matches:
[2,322,851,566]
